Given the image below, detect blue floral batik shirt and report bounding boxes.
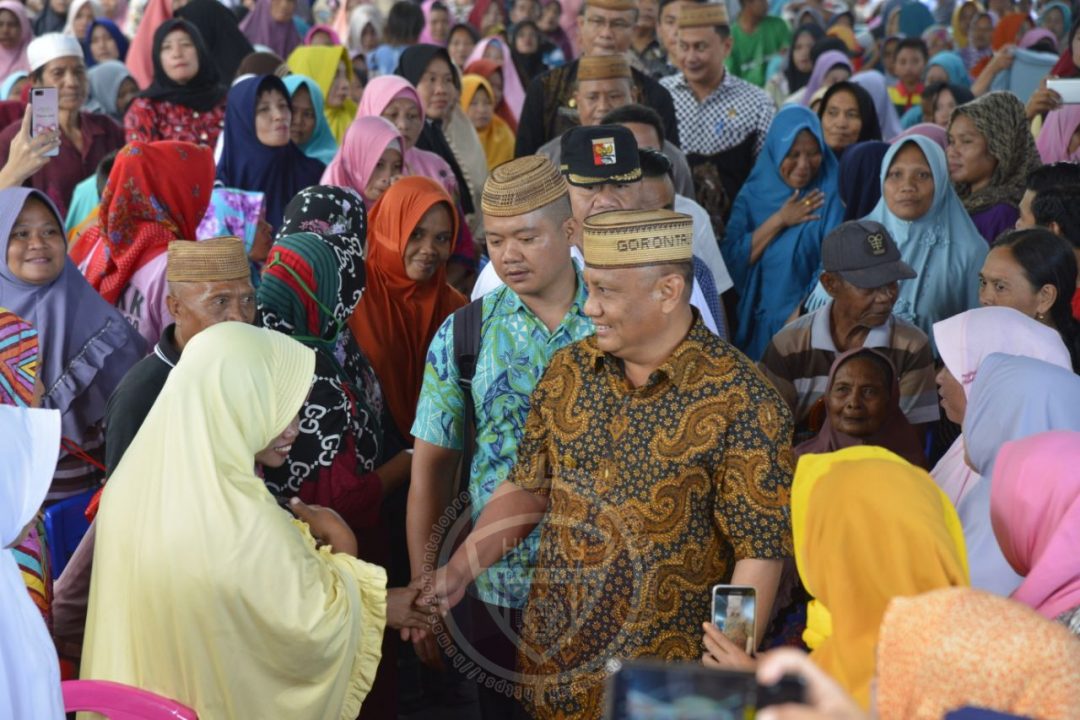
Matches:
[412,269,593,608]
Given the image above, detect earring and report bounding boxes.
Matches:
[1036,312,1046,321]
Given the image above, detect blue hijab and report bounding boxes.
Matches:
[805,135,987,347]
[726,105,844,360]
[216,75,326,231]
[927,50,971,87]
[899,2,935,38]
[839,140,889,221]
[82,19,130,67]
[1038,1,1072,43]
[282,75,338,166]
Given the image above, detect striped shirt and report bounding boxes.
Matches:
[760,303,940,428]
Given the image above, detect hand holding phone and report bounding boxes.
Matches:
[712,584,757,655]
[30,87,60,158]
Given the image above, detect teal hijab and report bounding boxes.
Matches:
[282,74,339,166]
[1038,2,1072,43]
[927,51,971,88]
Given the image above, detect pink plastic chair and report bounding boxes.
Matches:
[62,680,199,719]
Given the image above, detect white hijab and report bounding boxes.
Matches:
[0,405,64,720]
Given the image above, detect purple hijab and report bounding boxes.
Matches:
[240,0,302,59]
[0,188,146,444]
[800,50,853,106]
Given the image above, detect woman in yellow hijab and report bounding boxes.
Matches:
[81,323,430,719]
[460,73,514,170]
[791,446,969,709]
[287,45,358,143]
[952,0,984,49]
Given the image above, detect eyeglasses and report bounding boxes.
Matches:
[585,14,633,31]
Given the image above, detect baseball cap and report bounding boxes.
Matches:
[560,124,642,187]
[821,220,916,288]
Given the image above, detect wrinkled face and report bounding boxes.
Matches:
[168,278,257,349]
[90,24,120,62]
[779,129,823,190]
[932,86,958,127]
[448,27,476,67]
[415,57,454,120]
[884,142,935,221]
[1015,189,1036,229]
[970,16,993,49]
[935,364,966,424]
[466,84,494,128]
[947,114,997,189]
[826,274,899,328]
[0,10,20,50]
[381,96,423,149]
[403,202,454,281]
[6,197,65,285]
[116,76,139,115]
[255,88,292,147]
[894,47,926,85]
[826,355,892,437]
[270,0,296,23]
[791,31,815,73]
[978,245,1047,317]
[678,26,730,87]
[821,89,863,152]
[515,24,541,54]
[428,8,450,42]
[38,56,88,111]
[254,413,301,468]
[575,77,632,126]
[161,28,199,85]
[365,146,402,202]
[71,2,95,40]
[567,181,642,248]
[583,264,678,360]
[484,206,572,297]
[289,84,316,146]
[578,6,636,55]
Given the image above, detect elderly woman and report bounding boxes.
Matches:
[947,91,1043,244]
[726,105,844,360]
[321,116,403,204]
[817,81,881,158]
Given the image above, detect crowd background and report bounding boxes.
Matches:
[2,0,1080,715]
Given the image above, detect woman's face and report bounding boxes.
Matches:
[959,3,976,31]
[415,57,454,120]
[6,197,65,285]
[255,88,292,146]
[515,24,540,54]
[161,29,199,84]
[823,64,851,87]
[971,16,993,49]
[821,89,863,152]
[792,32,815,74]
[947,114,997,190]
[71,3,95,40]
[826,356,892,437]
[978,245,1053,318]
[935,365,966,424]
[539,1,559,31]
[289,84,316,146]
[327,61,350,107]
[1043,7,1065,39]
[448,28,476,67]
[90,24,120,62]
[365,146,402,202]
[361,22,378,52]
[778,129,823,190]
[428,8,450,43]
[254,413,300,468]
[381,96,422,149]
[270,0,296,23]
[116,76,139,114]
[884,142,935,221]
[925,64,949,86]
[932,87,958,126]
[403,202,453,281]
[466,85,494,129]
[0,10,22,51]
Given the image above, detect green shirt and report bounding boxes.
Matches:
[727,15,792,87]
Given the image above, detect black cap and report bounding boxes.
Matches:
[559,124,642,187]
[821,220,917,288]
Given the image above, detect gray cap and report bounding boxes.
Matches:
[821,220,916,289]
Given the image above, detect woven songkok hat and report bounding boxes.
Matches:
[482,156,568,217]
[583,209,693,268]
[678,2,730,27]
[167,237,251,282]
[577,55,633,82]
[584,0,637,11]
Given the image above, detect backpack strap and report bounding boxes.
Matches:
[451,298,484,504]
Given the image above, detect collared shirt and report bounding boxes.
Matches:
[760,302,940,429]
[508,316,793,720]
[412,271,594,608]
[660,69,774,158]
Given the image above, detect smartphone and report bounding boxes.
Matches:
[711,584,756,655]
[30,87,59,157]
[1047,78,1080,104]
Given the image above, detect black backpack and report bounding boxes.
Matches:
[451,298,484,504]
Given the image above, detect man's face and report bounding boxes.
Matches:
[659,0,685,55]
[168,278,257,349]
[637,0,659,32]
[567,181,643,249]
[483,205,573,297]
[582,264,682,360]
[823,273,899,329]
[578,6,637,55]
[678,26,730,87]
[1015,189,1036,230]
[575,77,633,126]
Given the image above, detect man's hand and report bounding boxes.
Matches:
[386,586,438,630]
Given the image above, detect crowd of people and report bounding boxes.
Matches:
[2,0,1080,716]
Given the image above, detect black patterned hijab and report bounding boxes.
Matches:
[257,186,385,495]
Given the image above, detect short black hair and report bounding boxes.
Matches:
[1032,186,1080,248]
[638,148,673,180]
[600,103,667,145]
[895,37,929,59]
[1026,162,1080,194]
[430,0,449,12]
[923,81,974,116]
[95,150,120,197]
[385,1,425,44]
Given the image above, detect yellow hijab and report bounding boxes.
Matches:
[287,45,358,144]
[791,447,969,709]
[81,323,387,720]
[459,74,514,171]
[952,0,984,49]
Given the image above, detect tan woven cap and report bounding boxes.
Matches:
[481,156,569,217]
[678,2,730,27]
[584,0,638,10]
[577,55,633,82]
[167,237,251,282]
[583,209,693,268]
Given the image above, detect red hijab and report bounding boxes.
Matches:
[348,176,466,438]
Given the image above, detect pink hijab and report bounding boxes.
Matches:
[418,0,442,45]
[465,37,525,120]
[303,23,342,45]
[894,122,948,150]
[1036,105,1080,163]
[321,115,402,202]
[931,306,1072,507]
[356,75,459,198]
[126,0,172,88]
[992,431,1080,622]
[0,1,31,80]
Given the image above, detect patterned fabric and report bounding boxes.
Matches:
[0,308,38,407]
[83,141,216,305]
[412,274,593,608]
[11,523,50,626]
[197,187,265,258]
[508,317,794,720]
[123,98,227,146]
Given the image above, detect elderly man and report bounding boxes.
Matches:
[761,221,938,432]
[432,208,794,720]
[0,33,125,217]
[515,0,679,156]
[51,237,254,652]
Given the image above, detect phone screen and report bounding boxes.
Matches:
[30,87,59,158]
[711,585,757,655]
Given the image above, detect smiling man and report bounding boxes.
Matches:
[760,220,938,433]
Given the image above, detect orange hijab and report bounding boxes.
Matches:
[349,176,466,439]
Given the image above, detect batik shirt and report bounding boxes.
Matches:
[412,271,593,608]
[508,316,794,720]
